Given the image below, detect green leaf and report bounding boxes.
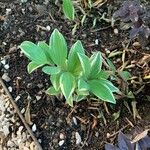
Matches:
[67,96,74,107]
[49,29,67,67]
[27,61,43,74]
[77,78,89,96]
[42,66,61,75]
[88,80,116,104]
[74,94,86,102]
[127,91,135,99]
[46,87,60,95]
[78,78,89,92]
[98,78,119,92]
[68,40,85,74]
[20,41,47,64]
[60,72,76,106]
[77,90,89,96]
[90,52,102,78]
[50,73,61,91]
[38,41,53,64]
[98,71,112,79]
[119,71,132,81]
[106,58,116,72]
[62,0,75,20]
[77,53,91,78]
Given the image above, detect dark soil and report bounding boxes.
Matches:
[0,0,150,150]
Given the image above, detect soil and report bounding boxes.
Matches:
[0,0,150,150]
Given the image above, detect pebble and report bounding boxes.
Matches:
[75,132,82,145]
[95,132,99,137]
[36,95,41,101]
[114,28,119,34]
[15,96,20,102]
[2,42,7,45]
[5,101,10,108]
[4,64,9,69]
[32,124,37,132]
[58,140,64,146]
[21,108,25,114]
[133,42,141,48]
[72,117,77,125]
[95,39,99,45]
[46,25,51,31]
[38,139,42,143]
[2,73,11,82]
[6,8,11,15]
[18,126,24,132]
[23,147,30,150]
[7,140,15,147]
[1,59,6,65]
[59,133,65,139]
[3,125,10,136]
[8,86,12,92]
[21,0,28,3]
[37,84,43,88]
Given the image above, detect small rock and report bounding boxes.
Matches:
[2,73,11,82]
[37,84,43,88]
[6,8,11,15]
[32,124,36,132]
[95,39,99,45]
[17,139,21,144]
[21,108,25,114]
[15,96,20,102]
[46,25,51,31]
[114,28,119,34]
[3,126,9,136]
[4,64,9,69]
[36,95,41,101]
[72,117,77,125]
[8,86,12,92]
[75,132,82,145]
[59,133,65,139]
[2,42,7,45]
[7,140,15,147]
[18,126,24,132]
[23,147,29,150]
[1,59,6,65]
[95,132,99,137]
[5,101,10,108]
[38,139,42,143]
[133,42,141,48]
[58,140,64,146]
[21,0,28,3]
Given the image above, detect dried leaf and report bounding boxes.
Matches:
[112,110,120,121]
[131,101,141,120]
[144,74,150,79]
[138,54,150,65]
[92,0,107,8]
[131,129,149,143]
[25,100,32,125]
[0,15,5,21]
[92,118,97,129]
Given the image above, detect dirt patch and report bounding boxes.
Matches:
[0,0,150,149]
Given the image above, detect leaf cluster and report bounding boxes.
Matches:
[113,0,150,46]
[19,29,119,106]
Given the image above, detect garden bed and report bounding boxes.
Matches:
[0,0,150,149]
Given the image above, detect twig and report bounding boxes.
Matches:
[107,124,130,138]
[0,78,43,150]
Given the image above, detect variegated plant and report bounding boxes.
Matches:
[19,29,119,106]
